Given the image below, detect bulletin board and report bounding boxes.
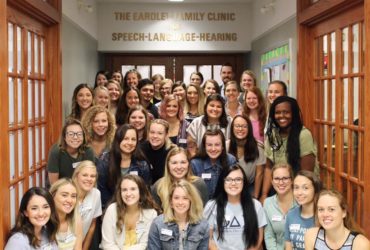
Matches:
[261,40,292,91]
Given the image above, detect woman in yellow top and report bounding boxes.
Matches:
[101,175,160,250]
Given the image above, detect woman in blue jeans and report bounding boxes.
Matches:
[148,180,209,250]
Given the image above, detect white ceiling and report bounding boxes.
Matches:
[97,0,252,3]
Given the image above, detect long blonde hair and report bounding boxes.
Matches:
[50,178,79,234]
[72,160,98,195]
[163,180,204,224]
[157,147,198,208]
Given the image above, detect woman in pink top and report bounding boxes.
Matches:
[243,87,267,143]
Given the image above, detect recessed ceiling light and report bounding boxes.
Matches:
[169,0,184,2]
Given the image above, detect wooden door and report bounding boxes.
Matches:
[297,0,370,235]
[104,53,244,84]
[0,1,62,246]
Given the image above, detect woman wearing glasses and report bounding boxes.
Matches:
[263,163,297,250]
[47,119,95,185]
[204,165,266,250]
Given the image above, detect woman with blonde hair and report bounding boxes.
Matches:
[81,106,116,159]
[305,189,370,249]
[50,178,83,250]
[184,83,205,123]
[93,86,110,109]
[238,70,257,103]
[152,146,208,208]
[151,73,164,104]
[72,161,102,250]
[148,180,209,249]
[159,94,188,148]
[140,119,174,184]
[106,79,122,115]
[101,175,159,249]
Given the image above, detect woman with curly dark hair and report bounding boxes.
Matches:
[5,187,59,249]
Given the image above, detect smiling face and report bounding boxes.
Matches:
[232,116,248,140]
[173,86,186,101]
[76,87,93,111]
[317,194,346,230]
[121,179,140,207]
[225,83,239,102]
[53,183,77,215]
[205,134,223,161]
[96,74,108,86]
[24,195,51,231]
[120,129,137,155]
[204,82,216,97]
[76,167,97,193]
[166,99,179,119]
[127,72,139,88]
[64,124,83,150]
[190,74,202,86]
[148,123,167,150]
[241,73,255,91]
[272,167,292,195]
[246,91,259,110]
[112,72,122,83]
[293,175,315,206]
[268,83,285,104]
[206,100,223,122]
[186,86,199,105]
[94,89,109,108]
[274,101,292,130]
[107,83,121,101]
[126,90,140,109]
[92,112,108,137]
[140,84,154,103]
[224,169,244,199]
[171,187,190,218]
[220,65,234,84]
[160,82,172,98]
[168,152,189,181]
[129,110,146,131]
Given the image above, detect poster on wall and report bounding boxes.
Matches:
[261,40,291,93]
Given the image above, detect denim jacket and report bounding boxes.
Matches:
[148,214,209,250]
[96,152,151,208]
[190,154,237,199]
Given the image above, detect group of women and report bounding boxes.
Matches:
[5,68,370,249]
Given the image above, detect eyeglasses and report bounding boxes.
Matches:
[234,124,248,129]
[66,131,83,138]
[272,176,291,183]
[224,177,243,184]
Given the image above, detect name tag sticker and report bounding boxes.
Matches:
[202,173,212,179]
[161,228,173,236]
[179,138,187,144]
[72,161,81,169]
[290,224,300,232]
[130,171,138,176]
[272,215,283,221]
